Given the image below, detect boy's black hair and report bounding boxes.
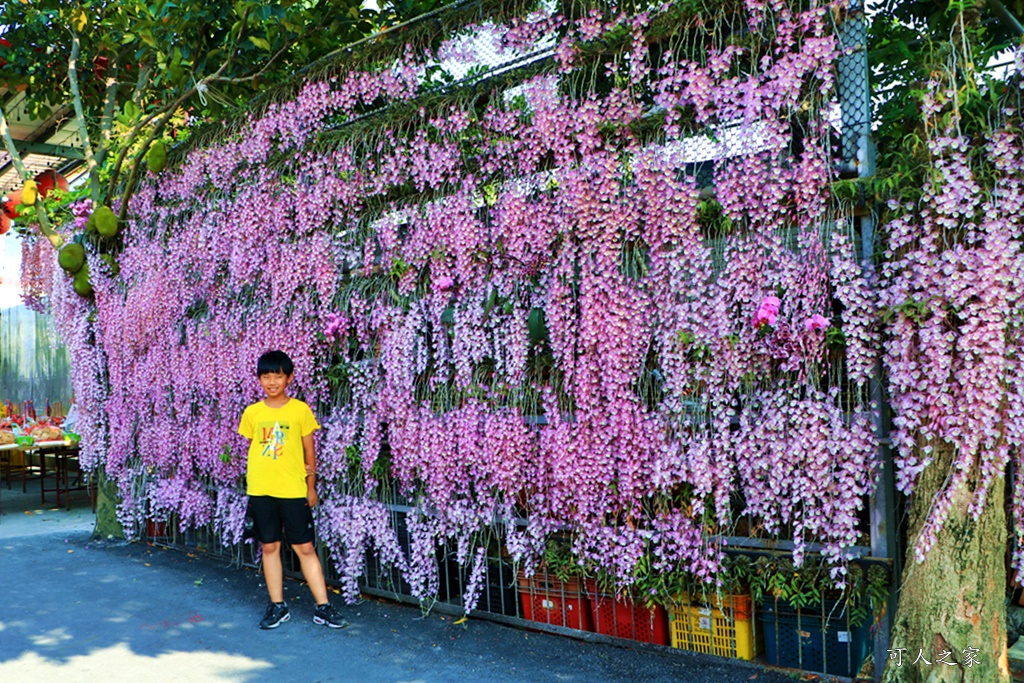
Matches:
[256,350,294,377]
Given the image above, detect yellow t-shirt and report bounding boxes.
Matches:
[238,398,320,498]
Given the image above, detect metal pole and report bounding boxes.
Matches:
[837,3,899,680]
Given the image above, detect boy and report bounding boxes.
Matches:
[238,350,348,630]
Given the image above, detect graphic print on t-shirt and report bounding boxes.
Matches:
[257,420,290,459]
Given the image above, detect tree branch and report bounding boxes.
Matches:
[988,0,1024,36]
[131,57,155,105]
[105,9,252,200]
[105,89,193,201]
[210,32,303,85]
[116,108,177,225]
[96,55,121,172]
[68,29,102,202]
[0,105,62,249]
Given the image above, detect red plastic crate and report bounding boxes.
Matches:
[584,578,670,645]
[517,569,593,631]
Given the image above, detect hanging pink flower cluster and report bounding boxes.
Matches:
[32,0,887,609]
[19,235,57,314]
[46,257,109,471]
[733,387,876,570]
[880,56,1024,569]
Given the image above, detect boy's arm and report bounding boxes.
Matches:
[302,432,318,508]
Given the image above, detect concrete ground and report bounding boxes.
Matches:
[0,475,812,683]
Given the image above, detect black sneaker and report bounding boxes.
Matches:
[313,603,349,629]
[259,602,290,629]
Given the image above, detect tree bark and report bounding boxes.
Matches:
[90,468,125,541]
[883,440,1009,682]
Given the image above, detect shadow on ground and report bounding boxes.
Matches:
[0,480,806,683]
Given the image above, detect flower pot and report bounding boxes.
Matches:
[146,519,168,538]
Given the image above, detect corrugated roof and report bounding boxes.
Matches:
[0,88,85,196]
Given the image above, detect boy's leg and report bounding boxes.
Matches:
[262,541,285,603]
[291,541,329,604]
[279,498,348,628]
[294,541,348,628]
[249,496,290,629]
[249,496,287,602]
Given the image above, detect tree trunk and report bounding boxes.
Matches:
[90,467,125,541]
[883,440,1009,682]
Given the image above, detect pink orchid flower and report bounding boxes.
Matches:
[433,275,455,292]
[804,314,829,332]
[753,295,781,328]
[323,312,348,339]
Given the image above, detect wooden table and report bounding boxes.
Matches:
[0,442,21,490]
[3,440,95,511]
[38,441,94,511]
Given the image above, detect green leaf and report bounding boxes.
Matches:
[248,35,271,51]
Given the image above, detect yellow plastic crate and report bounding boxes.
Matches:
[669,595,757,660]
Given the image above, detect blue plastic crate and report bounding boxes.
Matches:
[758,604,871,677]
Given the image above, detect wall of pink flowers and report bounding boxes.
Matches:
[34,0,1023,612]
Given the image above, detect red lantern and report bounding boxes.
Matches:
[0,213,10,235]
[33,170,69,198]
[2,189,23,219]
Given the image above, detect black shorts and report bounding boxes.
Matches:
[247,496,315,545]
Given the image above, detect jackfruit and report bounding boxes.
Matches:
[72,262,93,297]
[22,179,38,206]
[92,206,118,237]
[147,140,167,173]
[58,243,86,273]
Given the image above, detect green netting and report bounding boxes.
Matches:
[0,304,72,405]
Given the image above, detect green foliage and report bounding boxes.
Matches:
[868,0,1022,188]
[343,442,392,493]
[727,554,890,628]
[697,197,732,236]
[542,534,584,583]
[824,325,846,349]
[0,0,444,236]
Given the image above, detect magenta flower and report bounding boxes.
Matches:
[433,275,455,292]
[804,314,829,332]
[753,295,781,328]
[324,312,348,340]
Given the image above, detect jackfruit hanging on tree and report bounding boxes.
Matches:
[147,140,167,173]
[90,205,119,237]
[72,261,93,297]
[58,243,86,273]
